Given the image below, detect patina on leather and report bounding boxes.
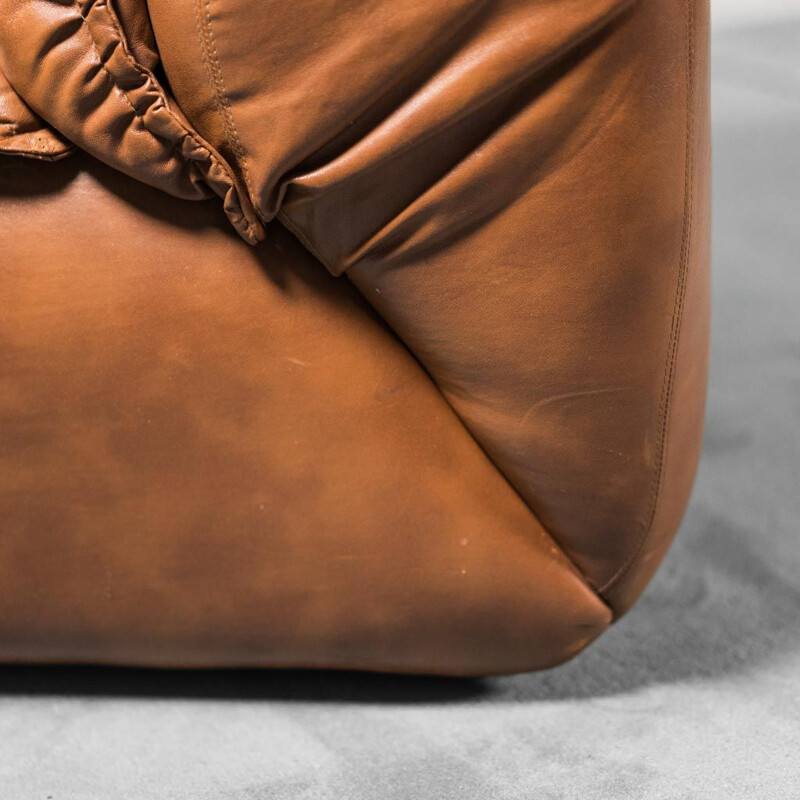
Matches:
[0,0,710,675]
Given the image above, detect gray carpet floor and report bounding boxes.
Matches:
[1,21,798,800]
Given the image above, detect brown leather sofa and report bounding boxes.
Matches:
[0,0,709,675]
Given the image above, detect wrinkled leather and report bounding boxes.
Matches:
[0,0,262,241]
[0,66,73,161]
[0,0,710,674]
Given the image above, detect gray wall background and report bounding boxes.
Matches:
[713,0,798,26]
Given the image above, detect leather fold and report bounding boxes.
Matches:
[0,66,74,161]
[0,0,263,243]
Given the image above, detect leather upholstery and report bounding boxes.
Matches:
[0,66,73,161]
[0,0,709,674]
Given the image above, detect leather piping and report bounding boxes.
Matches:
[0,126,75,161]
[193,0,259,212]
[599,0,696,598]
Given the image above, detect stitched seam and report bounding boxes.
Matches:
[72,0,256,239]
[75,2,236,187]
[194,0,257,207]
[600,0,696,597]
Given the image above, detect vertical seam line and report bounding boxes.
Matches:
[194,0,257,205]
[600,0,697,598]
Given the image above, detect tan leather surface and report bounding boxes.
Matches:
[0,66,74,161]
[0,0,709,672]
[147,0,710,610]
[0,154,610,675]
[0,0,262,242]
[601,0,710,612]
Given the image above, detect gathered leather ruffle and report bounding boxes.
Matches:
[0,0,263,243]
